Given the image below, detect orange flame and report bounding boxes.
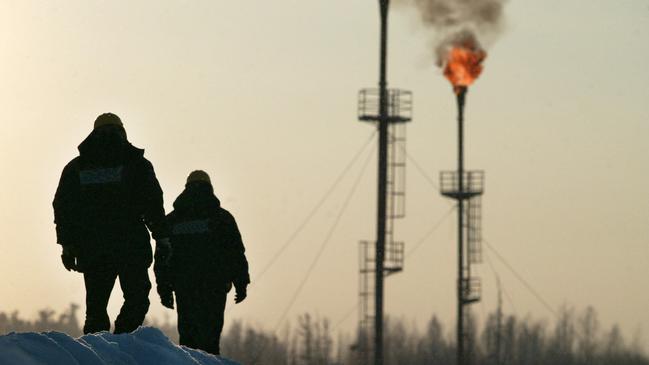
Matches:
[443,44,486,94]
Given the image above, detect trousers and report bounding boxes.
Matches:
[82,263,151,334]
[175,284,227,355]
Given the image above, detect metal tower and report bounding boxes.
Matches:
[358,91,411,365]
[356,2,412,364]
[440,88,484,365]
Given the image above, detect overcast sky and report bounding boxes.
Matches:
[1,0,648,346]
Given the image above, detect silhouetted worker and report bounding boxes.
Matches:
[53,113,170,334]
[155,170,250,355]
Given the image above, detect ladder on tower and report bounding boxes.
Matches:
[358,240,375,365]
[385,122,406,275]
[357,237,404,364]
[356,88,411,365]
[467,195,482,264]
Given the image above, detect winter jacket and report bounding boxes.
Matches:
[160,183,250,293]
[52,129,168,271]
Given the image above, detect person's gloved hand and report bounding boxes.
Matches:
[234,283,247,304]
[158,284,175,309]
[155,238,172,265]
[61,245,79,272]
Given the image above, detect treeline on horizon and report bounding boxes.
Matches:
[1,304,647,365]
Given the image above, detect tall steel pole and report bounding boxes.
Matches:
[456,88,467,365]
[375,1,389,365]
[496,277,503,365]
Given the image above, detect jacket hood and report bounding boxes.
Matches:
[78,129,143,163]
[173,183,221,216]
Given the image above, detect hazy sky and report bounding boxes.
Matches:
[1,0,648,346]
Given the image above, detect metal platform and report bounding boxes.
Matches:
[461,277,482,304]
[358,88,412,123]
[439,170,484,200]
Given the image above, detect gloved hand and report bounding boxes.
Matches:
[153,251,174,309]
[234,283,247,304]
[61,245,79,272]
[155,237,172,266]
[158,284,175,309]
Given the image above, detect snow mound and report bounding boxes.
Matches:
[0,326,240,365]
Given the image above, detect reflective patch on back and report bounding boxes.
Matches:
[172,219,210,235]
[79,166,124,185]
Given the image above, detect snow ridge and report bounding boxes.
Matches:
[0,326,239,365]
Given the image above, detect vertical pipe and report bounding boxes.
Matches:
[456,87,467,365]
[375,1,389,365]
[496,277,503,365]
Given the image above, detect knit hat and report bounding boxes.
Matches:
[186,170,212,185]
[94,113,123,130]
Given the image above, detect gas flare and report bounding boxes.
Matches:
[442,42,486,94]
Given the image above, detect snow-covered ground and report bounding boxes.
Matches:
[0,326,240,365]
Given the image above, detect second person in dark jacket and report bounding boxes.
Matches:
[155,170,250,355]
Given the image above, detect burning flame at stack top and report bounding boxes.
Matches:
[440,37,487,114]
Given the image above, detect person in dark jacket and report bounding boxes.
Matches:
[155,170,250,355]
[53,113,170,334]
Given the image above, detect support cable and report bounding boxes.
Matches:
[484,242,595,346]
[392,143,557,328]
[399,137,556,325]
[271,146,374,331]
[406,205,456,258]
[483,239,557,318]
[484,251,519,316]
[252,131,377,284]
[332,302,360,332]
[250,141,376,365]
[401,146,442,193]
[331,204,456,331]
